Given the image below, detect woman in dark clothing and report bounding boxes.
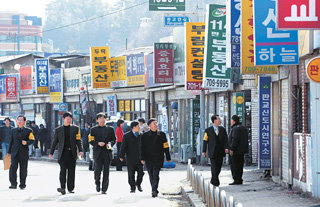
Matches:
[115,119,125,171]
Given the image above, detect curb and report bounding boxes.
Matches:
[180,179,206,207]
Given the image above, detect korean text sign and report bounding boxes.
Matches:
[126,53,145,86]
[20,66,33,95]
[110,56,127,88]
[259,76,271,169]
[203,4,231,90]
[185,22,205,90]
[254,0,299,65]
[230,0,241,68]
[0,74,19,102]
[107,95,117,117]
[49,68,63,103]
[6,77,17,101]
[90,46,110,88]
[306,56,320,83]
[36,59,49,94]
[154,43,174,84]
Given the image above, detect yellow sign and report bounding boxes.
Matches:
[306,57,320,83]
[50,92,62,103]
[185,22,205,90]
[110,56,127,87]
[90,46,110,88]
[241,0,277,74]
[118,100,124,112]
[237,96,244,105]
[125,100,131,111]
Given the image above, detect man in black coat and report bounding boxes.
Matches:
[228,115,249,185]
[89,113,116,194]
[119,121,144,193]
[141,118,171,198]
[0,117,13,159]
[8,115,34,190]
[49,112,83,195]
[202,115,228,186]
[81,122,90,157]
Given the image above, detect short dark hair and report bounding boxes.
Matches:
[130,121,139,129]
[232,115,240,124]
[211,115,219,123]
[63,112,73,119]
[96,112,106,120]
[4,117,11,122]
[31,121,36,124]
[147,118,157,126]
[117,119,124,127]
[138,118,145,123]
[17,114,26,121]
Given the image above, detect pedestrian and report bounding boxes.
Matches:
[228,115,249,185]
[0,117,13,159]
[89,112,116,194]
[202,115,228,186]
[119,121,144,193]
[138,118,149,134]
[7,114,34,190]
[115,119,124,171]
[49,112,83,195]
[140,118,171,198]
[38,124,48,155]
[81,123,90,159]
[30,121,39,152]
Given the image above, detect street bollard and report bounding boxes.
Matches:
[35,148,41,158]
[195,171,199,194]
[197,172,202,197]
[228,196,235,207]
[220,190,227,207]
[200,176,206,203]
[205,181,211,207]
[210,184,216,207]
[215,187,220,207]
[190,167,193,187]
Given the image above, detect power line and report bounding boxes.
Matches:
[0,1,148,43]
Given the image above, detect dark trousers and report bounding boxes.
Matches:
[58,150,76,191]
[147,165,160,193]
[127,163,144,190]
[230,153,244,183]
[94,155,110,192]
[210,156,223,186]
[9,153,28,187]
[40,140,47,155]
[116,142,123,171]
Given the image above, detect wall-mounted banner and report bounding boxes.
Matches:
[185,22,205,90]
[149,0,185,11]
[277,0,320,30]
[35,59,49,94]
[90,46,110,88]
[107,95,117,117]
[145,54,160,88]
[306,56,320,83]
[259,76,271,169]
[241,0,278,74]
[126,53,145,86]
[154,43,174,84]
[254,0,299,65]
[173,27,186,85]
[6,77,17,101]
[0,74,19,103]
[164,16,189,27]
[20,66,33,95]
[231,92,244,124]
[110,56,127,88]
[49,68,63,103]
[203,4,231,90]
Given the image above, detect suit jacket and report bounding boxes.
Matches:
[119,131,141,166]
[50,125,83,161]
[0,125,13,143]
[8,127,34,159]
[203,126,228,158]
[89,125,116,160]
[228,124,249,155]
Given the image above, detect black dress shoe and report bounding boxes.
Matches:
[68,191,74,193]
[137,185,143,192]
[9,185,17,189]
[152,191,158,198]
[229,182,243,185]
[19,185,26,190]
[101,191,106,194]
[57,188,66,195]
[96,185,100,192]
[130,189,135,193]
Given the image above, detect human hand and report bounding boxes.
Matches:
[79,152,84,158]
[202,152,206,158]
[120,158,123,162]
[167,160,171,163]
[98,142,105,147]
[7,153,11,158]
[230,150,234,156]
[49,154,53,159]
[141,160,145,165]
[22,140,27,145]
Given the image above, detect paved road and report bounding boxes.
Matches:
[0,160,190,207]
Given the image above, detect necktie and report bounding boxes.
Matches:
[134,132,138,138]
[215,127,219,135]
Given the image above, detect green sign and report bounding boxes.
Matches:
[149,0,185,11]
[231,92,244,124]
[203,4,231,90]
[192,99,200,153]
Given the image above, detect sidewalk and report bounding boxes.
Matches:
[189,165,320,207]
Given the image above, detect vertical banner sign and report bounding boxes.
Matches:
[90,46,110,88]
[231,92,245,124]
[230,0,241,68]
[145,54,160,88]
[241,0,278,74]
[173,27,186,85]
[110,56,127,88]
[6,77,17,101]
[185,22,205,90]
[154,43,174,83]
[192,99,200,153]
[149,0,185,11]
[126,53,145,86]
[254,0,299,65]
[259,76,271,169]
[107,95,117,117]
[0,74,19,102]
[20,66,33,95]
[35,59,49,93]
[203,4,231,90]
[49,68,63,103]
[277,0,320,29]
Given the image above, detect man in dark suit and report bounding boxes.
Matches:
[81,123,90,157]
[141,118,171,198]
[89,113,116,194]
[119,121,144,193]
[7,114,34,190]
[49,112,83,195]
[228,115,249,185]
[202,115,228,186]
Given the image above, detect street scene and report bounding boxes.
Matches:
[0,0,320,207]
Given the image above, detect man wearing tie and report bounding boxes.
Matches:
[202,115,228,186]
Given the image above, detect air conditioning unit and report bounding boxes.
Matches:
[180,144,192,163]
